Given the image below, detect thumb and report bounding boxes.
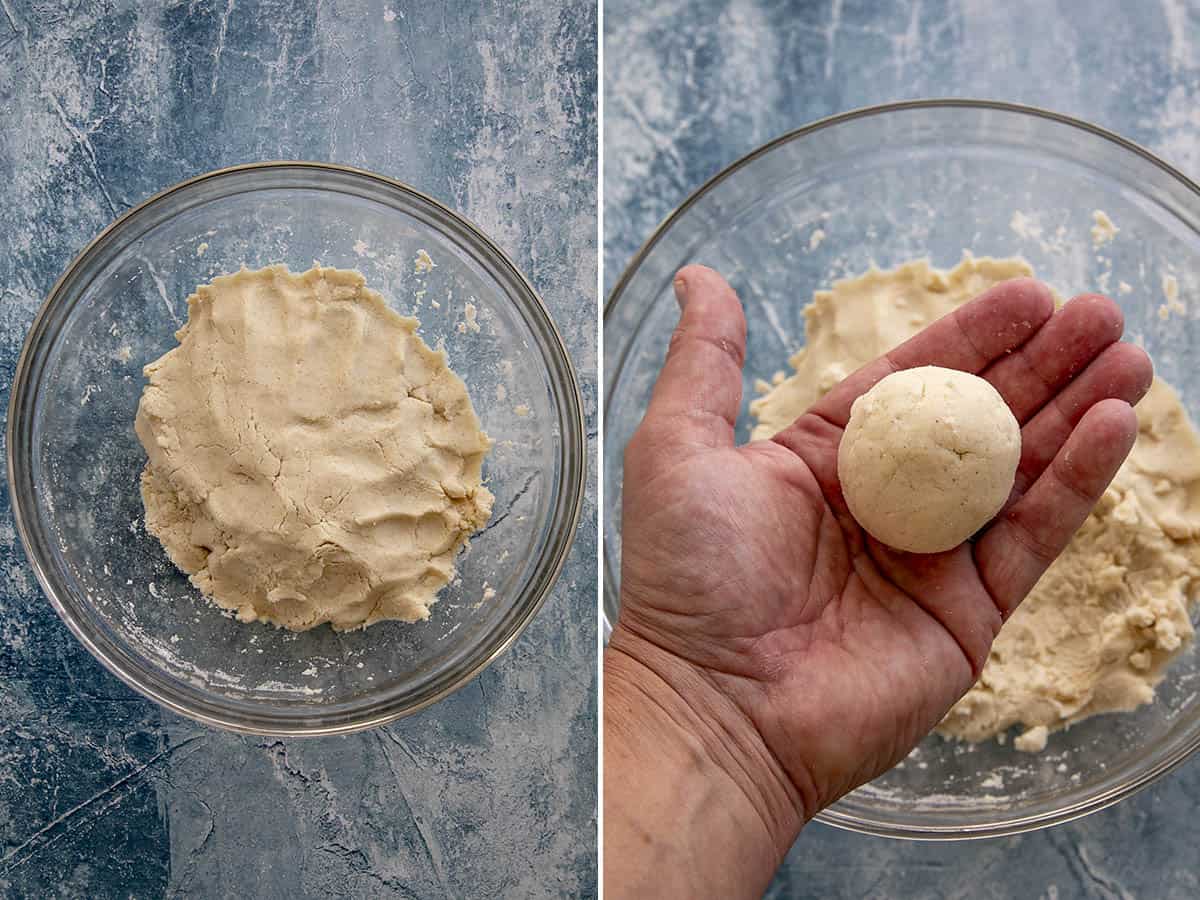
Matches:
[641,264,748,453]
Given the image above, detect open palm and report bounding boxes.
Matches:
[612,265,1152,822]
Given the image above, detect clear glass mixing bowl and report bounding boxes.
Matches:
[603,100,1200,838]
[8,162,585,735]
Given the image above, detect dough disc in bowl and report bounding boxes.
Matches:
[135,264,493,631]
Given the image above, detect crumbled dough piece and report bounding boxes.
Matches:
[1163,274,1185,315]
[1014,725,1049,753]
[135,265,493,631]
[752,255,1200,747]
[414,249,436,273]
[1009,210,1042,242]
[457,301,481,334]
[1091,210,1119,246]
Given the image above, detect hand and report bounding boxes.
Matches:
[605,265,1152,898]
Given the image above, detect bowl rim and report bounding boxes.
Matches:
[601,97,1200,839]
[7,160,587,737]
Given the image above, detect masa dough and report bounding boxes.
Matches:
[752,255,1200,747]
[135,265,493,631]
[837,366,1021,554]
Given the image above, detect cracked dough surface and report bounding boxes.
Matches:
[752,255,1200,748]
[135,265,493,631]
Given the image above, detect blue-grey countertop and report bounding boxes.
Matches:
[0,2,597,897]
[605,1,1200,897]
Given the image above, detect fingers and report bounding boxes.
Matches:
[982,294,1125,423]
[638,265,748,453]
[976,399,1138,616]
[1012,342,1152,498]
[807,278,1054,428]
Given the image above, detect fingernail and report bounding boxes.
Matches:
[673,277,689,309]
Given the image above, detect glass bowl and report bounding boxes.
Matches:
[8,162,585,735]
[603,100,1200,838]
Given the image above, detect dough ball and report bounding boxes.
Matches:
[135,265,493,631]
[837,365,1020,554]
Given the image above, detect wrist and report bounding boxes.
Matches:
[604,625,805,898]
